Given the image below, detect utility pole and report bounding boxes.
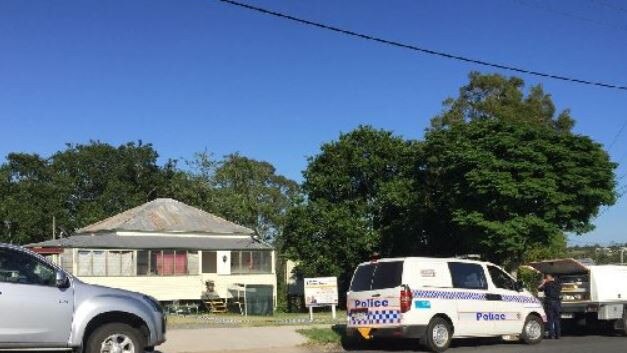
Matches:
[52,216,56,240]
[621,247,627,265]
[4,220,11,244]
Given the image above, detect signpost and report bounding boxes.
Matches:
[304,276,339,321]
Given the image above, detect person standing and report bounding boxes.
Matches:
[538,273,562,339]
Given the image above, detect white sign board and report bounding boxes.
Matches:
[304,277,338,307]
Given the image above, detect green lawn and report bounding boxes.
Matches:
[167,310,346,329]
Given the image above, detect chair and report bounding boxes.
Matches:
[228,283,246,315]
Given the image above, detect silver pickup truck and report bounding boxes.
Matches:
[0,243,166,353]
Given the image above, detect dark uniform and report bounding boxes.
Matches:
[540,280,562,339]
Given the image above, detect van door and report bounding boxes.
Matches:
[0,248,74,346]
[486,265,526,335]
[447,262,496,336]
[347,261,403,328]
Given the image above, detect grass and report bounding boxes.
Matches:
[296,327,343,345]
[166,310,347,329]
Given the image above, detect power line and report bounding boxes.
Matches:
[588,0,627,14]
[217,0,627,91]
[514,0,627,33]
[608,120,627,150]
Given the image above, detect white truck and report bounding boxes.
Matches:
[528,258,627,334]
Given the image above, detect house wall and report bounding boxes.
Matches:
[65,248,277,302]
[80,275,204,301]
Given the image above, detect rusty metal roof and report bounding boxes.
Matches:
[77,198,254,235]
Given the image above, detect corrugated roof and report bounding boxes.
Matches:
[28,233,272,250]
[77,198,254,235]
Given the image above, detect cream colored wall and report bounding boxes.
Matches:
[80,275,205,301]
[70,248,278,303]
[201,273,277,299]
[201,251,277,300]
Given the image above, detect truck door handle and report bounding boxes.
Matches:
[371,294,381,297]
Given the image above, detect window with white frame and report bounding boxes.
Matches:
[230,251,272,274]
[136,250,198,276]
[76,250,133,277]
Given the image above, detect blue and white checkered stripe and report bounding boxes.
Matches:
[413,290,487,301]
[413,290,538,304]
[501,294,541,304]
[349,310,401,325]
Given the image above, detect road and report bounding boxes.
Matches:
[345,335,626,353]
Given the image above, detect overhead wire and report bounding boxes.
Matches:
[217,0,627,91]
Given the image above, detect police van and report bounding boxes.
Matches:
[346,257,546,352]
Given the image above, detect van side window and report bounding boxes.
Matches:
[487,265,517,291]
[448,262,488,290]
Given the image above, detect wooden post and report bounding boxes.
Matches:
[331,304,337,320]
[309,306,314,322]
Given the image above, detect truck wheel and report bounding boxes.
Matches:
[521,315,544,345]
[85,323,145,353]
[422,317,453,352]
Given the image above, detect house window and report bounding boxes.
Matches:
[202,251,217,273]
[231,251,272,274]
[107,251,134,276]
[136,250,196,276]
[76,250,133,277]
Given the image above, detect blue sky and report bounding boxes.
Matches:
[1,0,626,245]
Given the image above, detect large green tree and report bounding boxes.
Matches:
[167,152,301,242]
[423,118,615,267]
[0,142,298,245]
[0,141,173,244]
[282,126,422,284]
[423,72,616,267]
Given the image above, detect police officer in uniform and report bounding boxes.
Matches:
[538,273,562,339]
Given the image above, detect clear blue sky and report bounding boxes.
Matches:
[1,0,626,245]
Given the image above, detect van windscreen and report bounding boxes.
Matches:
[350,261,403,292]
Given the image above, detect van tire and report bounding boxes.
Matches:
[521,315,544,345]
[85,323,145,353]
[422,317,452,353]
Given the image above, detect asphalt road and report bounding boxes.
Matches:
[347,335,627,353]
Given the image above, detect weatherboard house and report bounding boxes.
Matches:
[28,198,276,302]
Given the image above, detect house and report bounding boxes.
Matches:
[27,198,276,303]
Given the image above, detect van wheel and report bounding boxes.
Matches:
[423,317,452,352]
[85,323,145,353]
[521,315,544,345]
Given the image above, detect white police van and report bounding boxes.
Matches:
[346,257,546,352]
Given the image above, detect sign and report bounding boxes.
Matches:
[304,277,338,307]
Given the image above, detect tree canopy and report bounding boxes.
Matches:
[282,126,421,281]
[0,142,298,245]
[283,72,617,280]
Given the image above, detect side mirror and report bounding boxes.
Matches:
[514,280,525,292]
[56,271,70,289]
